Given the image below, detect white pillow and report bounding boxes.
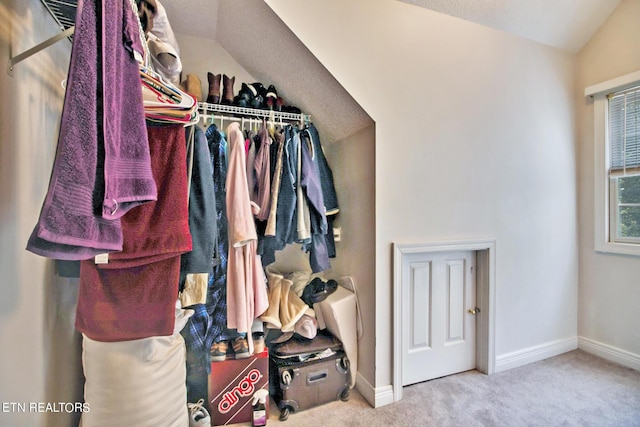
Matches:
[80,308,192,427]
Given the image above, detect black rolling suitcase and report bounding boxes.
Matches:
[269,330,351,421]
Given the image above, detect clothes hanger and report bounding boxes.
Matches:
[268,110,276,137]
[200,103,213,127]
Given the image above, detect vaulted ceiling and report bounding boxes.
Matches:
[42,0,621,53]
[397,0,621,53]
[163,0,374,143]
[40,0,623,142]
[163,0,621,53]
[160,0,623,142]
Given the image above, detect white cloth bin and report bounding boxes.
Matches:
[314,276,360,388]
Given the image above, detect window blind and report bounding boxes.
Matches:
[609,86,640,177]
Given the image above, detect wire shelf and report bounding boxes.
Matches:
[198,102,310,124]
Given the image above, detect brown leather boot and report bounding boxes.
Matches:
[222,74,235,105]
[206,72,221,104]
[182,74,203,102]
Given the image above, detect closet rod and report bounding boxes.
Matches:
[7,25,75,77]
[199,114,292,129]
[198,102,311,124]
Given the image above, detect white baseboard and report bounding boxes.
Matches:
[354,372,394,408]
[578,336,640,371]
[357,337,638,410]
[495,337,578,373]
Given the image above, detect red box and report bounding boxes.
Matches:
[209,349,269,426]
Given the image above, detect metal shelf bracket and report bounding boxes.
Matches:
[7,25,75,77]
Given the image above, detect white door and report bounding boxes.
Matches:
[401,250,476,386]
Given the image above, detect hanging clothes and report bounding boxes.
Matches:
[303,124,340,258]
[277,126,299,246]
[179,125,218,404]
[300,130,330,272]
[179,126,217,284]
[26,0,156,260]
[260,125,299,266]
[264,128,285,237]
[246,130,258,207]
[180,303,211,405]
[293,129,312,244]
[225,122,269,334]
[193,109,339,275]
[252,124,272,221]
[304,124,339,216]
[205,124,230,345]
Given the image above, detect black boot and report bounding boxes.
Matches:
[301,278,338,307]
[234,83,253,107]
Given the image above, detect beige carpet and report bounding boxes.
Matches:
[260,350,640,426]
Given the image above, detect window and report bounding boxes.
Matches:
[587,71,640,256]
[608,87,640,244]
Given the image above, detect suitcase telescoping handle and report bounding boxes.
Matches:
[306,369,328,386]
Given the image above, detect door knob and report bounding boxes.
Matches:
[468,307,480,315]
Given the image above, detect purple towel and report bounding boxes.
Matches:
[26,0,156,260]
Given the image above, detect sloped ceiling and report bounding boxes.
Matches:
[397,0,621,53]
[163,0,373,143]
[164,0,622,54]
[42,0,623,140]
[160,0,623,143]
[215,0,373,144]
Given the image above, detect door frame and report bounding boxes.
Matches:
[392,238,496,402]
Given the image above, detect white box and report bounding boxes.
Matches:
[314,278,358,388]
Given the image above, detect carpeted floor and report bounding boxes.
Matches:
[260,350,640,426]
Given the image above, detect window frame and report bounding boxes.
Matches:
[587,70,640,256]
[610,176,640,245]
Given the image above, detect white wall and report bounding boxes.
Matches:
[0,1,83,426]
[175,33,256,103]
[576,0,640,361]
[267,0,579,400]
[322,125,377,385]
